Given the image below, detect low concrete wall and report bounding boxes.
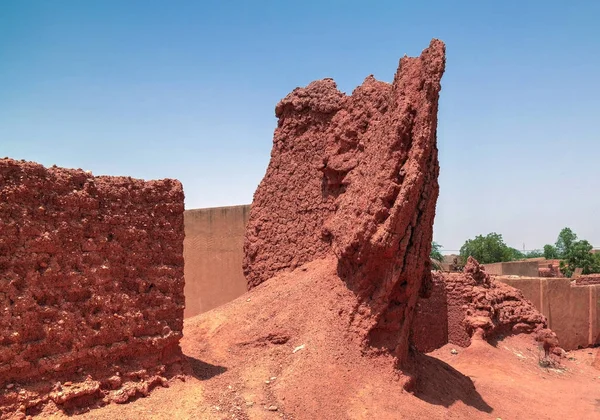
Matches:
[497,276,600,350]
[483,261,539,277]
[184,205,250,318]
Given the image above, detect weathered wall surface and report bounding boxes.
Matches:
[183,205,250,318]
[413,260,547,352]
[0,158,185,416]
[575,274,600,285]
[414,272,599,352]
[411,275,448,352]
[497,276,600,350]
[243,40,446,364]
[483,261,539,277]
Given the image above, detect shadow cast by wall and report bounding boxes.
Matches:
[408,352,493,414]
[185,355,227,380]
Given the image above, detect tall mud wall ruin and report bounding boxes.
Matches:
[243,39,446,363]
[0,158,185,417]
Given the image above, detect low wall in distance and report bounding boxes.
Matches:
[497,276,599,350]
[483,261,539,277]
[183,205,250,318]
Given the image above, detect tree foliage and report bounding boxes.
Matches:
[543,244,559,260]
[458,227,598,276]
[459,233,518,264]
[559,239,600,277]
[508,247,525,260]
[524,249,544,258]
[541,227,600,277]
[430,241,444,271]
[555,227,577,258]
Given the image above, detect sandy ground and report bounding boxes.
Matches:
[38,259,600,420]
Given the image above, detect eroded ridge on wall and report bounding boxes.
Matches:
[243,39,446,364]
[0,158,185,417]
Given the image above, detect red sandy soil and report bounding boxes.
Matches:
[31,258,600,420]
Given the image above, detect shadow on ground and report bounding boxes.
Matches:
[409,353,493,414]
[185,355,227,380]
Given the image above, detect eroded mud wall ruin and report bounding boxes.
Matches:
[0,158,184,415]
[243,40,446,363]
[412,262,600,352]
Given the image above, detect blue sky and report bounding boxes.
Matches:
[1,1,599,252]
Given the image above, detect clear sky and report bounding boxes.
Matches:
[2,1,599,253]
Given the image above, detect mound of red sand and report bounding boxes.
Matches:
[244,39,446,364]
[38,257,599,419]
[166,263,596,420]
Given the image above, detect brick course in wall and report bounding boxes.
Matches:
[0,158,185,417]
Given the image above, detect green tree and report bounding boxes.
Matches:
[559,239,600,277]
[524,249,544,258]
[459,233,515,264]
[543,244,559,259]
[430,241,444,271]
[555,227,577,258]
[508,247,525,260]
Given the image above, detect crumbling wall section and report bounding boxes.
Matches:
[413,259,548,352]
[0,158,185,417]
[575,274,600,285]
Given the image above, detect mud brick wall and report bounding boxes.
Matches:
[575,274,600,285]
[0,159,184,394]
[411,275,448,353]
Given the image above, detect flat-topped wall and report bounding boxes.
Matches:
[183,205,250,318]
[483,261,539,277]
[497,276,600,350]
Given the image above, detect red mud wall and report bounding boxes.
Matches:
[414,271,599,352]
[183,205,250,318]
[413,262,547,352]
[411,275,448,352]
[575,274,600,285]
[0,158,184,413]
